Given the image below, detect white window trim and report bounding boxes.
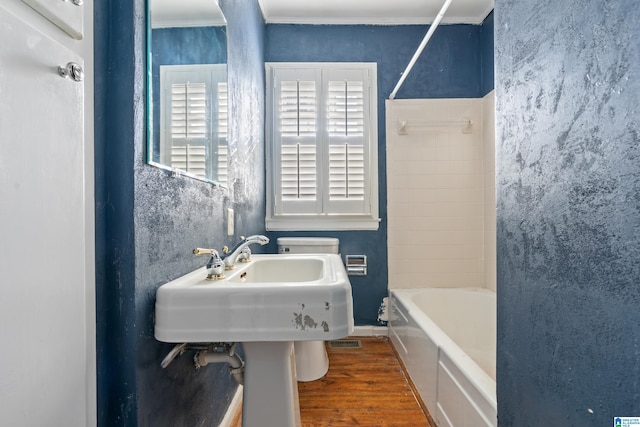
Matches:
[265,62,380,231]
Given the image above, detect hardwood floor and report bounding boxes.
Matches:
[231,336,434,427]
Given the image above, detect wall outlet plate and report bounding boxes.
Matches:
[227,208,234,236]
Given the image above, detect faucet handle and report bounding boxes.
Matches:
[193,248,219,256]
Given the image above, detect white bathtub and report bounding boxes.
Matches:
[389,288,496,427]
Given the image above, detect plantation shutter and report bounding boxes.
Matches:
[170,82,207,140]
[266,63,378,230]
[273,68,322,214]
[169,81,208,177]
[160,64,227,182]
[324,68,370,214]
[216,81,229,186]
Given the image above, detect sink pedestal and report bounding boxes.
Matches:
[242,341,301,427]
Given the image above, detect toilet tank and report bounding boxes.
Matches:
[277,237,339,254]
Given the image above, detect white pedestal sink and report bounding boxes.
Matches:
[154,254,354,427]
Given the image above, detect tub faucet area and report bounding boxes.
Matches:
[222,235,269,269]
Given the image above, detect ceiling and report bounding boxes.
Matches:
[150,0,494,28]
[150,0,226,28]
[258,0,494,25]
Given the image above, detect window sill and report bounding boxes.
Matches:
[266,216,380,231]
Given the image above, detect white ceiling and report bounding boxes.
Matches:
[150,0,226,29]
[258,0,494,25]
[150,0,494,29]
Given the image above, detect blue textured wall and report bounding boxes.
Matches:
[265,23,489,324]
[266,24,483,99]
[95,0,138,423]
[95,0,265,425]
[152,26,227,64]
[495,0,640,424]
[480,11,494,97]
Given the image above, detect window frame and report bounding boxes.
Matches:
[265,62,380,231]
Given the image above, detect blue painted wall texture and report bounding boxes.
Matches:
[265,21,492,324]
[266,24,483,99]
[495,0,639,424]
[94,0,138,424]
[95,0,265,425]
[480,11,494,97]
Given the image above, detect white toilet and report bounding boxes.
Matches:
[277,237,339,382]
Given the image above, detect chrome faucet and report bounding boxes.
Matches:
[193,248,225,280]
[222,235,269,269]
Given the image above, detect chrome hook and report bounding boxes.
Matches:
[58,62,84,82]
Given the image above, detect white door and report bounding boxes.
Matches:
[0,5,90,426]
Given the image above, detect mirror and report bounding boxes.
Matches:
[147,0,228,186]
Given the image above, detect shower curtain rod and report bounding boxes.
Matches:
[388,0,454,100]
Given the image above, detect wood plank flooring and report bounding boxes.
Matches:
[231,336,434,427]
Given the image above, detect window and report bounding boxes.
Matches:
[266,63,379,230]
[160,64,228,184]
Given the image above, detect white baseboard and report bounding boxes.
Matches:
[352,325,388,336]
[219,385,243,427]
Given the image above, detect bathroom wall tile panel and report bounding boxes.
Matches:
[389,258,483,275]
[387,98,488,291]
[434,188,484,203]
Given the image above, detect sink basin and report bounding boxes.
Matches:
[228,257,324,283]
[154,254,354,343]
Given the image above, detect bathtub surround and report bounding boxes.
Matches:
[387,93,496,291]
[95,0,265,425]
[495,0,640,424]
[390,288,497,425]
[386,94,496,424]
